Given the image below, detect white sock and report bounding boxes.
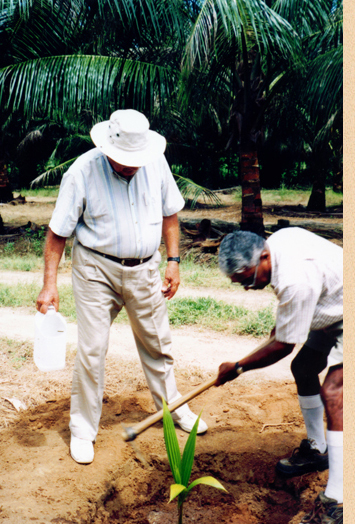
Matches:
[298,394,327,453]
[324,430,343,503]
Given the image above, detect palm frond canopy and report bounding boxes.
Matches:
[273,0,334,38]
[305,46,342,120]
[0,54,178,125]
[184,0,299,70]
[0,0,187,36]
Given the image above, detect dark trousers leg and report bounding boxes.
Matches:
[291,344,329,397]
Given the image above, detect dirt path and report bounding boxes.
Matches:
[0,269,286,380]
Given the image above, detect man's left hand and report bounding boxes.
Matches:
[162,262,180,300]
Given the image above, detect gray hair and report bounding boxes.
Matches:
[219,230,266,276]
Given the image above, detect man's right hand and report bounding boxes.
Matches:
[36,284,59,313]
[36,228,67,314]
[215,362,240,386]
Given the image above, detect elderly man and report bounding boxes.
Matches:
[217,228,343,524]
[36,109,207,465]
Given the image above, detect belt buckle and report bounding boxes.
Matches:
[121,259,125,265]
[140,259,143,264]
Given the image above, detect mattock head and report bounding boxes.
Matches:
[121,425,137,442]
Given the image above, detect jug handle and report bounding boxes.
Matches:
[47,305,56,314]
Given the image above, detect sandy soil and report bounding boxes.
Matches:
[0,195,340,524]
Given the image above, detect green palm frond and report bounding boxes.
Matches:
[305,46,342,120]
[1,0,187,35]
[30,157,77,188]
[184,0,299,71]
[313,110,342,152]
[273,0,332,39]
[174,174,222,208]
[0,54,177,124]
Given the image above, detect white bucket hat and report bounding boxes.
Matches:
[90,109,166,167]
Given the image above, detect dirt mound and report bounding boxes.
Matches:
[0,376,327,524]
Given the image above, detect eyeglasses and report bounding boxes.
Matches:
[240,259,260,290]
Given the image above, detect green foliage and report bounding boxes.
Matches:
[167,297,275,336]
[56,285,77,321]
[174,174,222,208]
[0,255,41,271]
[0,282,75,317]
[24,225,47,256]
[0,279,274,336]
[0,282,41,308]
[2,338,32,369]
[0,0,342,200]
[233,187,343,206]
[17,188,59,198]
[236,306,275,337]
[3,242,15,254]
[162,398,226,523]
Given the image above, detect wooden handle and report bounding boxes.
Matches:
[129,335,276,437]
[131,376,218,437]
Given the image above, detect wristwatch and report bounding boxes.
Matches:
[167,257,180,263]
[235,361,244,375]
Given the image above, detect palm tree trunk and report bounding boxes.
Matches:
[307,177,326,212]
[240,148,265,236]
[0,159,13,205]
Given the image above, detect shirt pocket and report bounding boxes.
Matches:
[144,192,162,224]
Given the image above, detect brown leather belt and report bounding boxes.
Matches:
[85,246,152,267]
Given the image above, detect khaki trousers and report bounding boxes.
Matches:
[69,241,185,441]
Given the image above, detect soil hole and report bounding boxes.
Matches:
[93,447,325,524]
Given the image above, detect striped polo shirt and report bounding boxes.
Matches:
[49,148,185,259]
[266,228,343,344]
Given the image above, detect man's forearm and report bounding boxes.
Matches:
[216,338,295,386]
[36,228,67,313]
[43,228,67,286]
[240,339,295,371]
[162,213,180,257]
[161,213,180,300]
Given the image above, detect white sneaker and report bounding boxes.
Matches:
[172,409,208,434]
[70,435,94,464]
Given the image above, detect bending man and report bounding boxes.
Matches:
[217,228,342,524]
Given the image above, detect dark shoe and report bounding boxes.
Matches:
[276,439,328,478]
[300,491,343,523]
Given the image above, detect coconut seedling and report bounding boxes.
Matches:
[162,398,227,523]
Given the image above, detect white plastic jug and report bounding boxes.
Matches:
[34,305,67,371]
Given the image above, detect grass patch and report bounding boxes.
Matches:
[2,338,33,369]
[161,259,230,289]
[0,236,73,270]
[14,188,60,198]
[0,236,46,260]
[0,255,43,271]
[167,296,274,336]
[0,282,41,308]
[236,305,275,337]
[0,284,274,337]
[0,282,76,318]
[233,186,343,207]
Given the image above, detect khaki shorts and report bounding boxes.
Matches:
[306,320,343,366]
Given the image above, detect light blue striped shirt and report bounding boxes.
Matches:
[49,148,185,258]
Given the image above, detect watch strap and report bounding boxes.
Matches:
[235,361,244,375]
[167,257,180,263]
